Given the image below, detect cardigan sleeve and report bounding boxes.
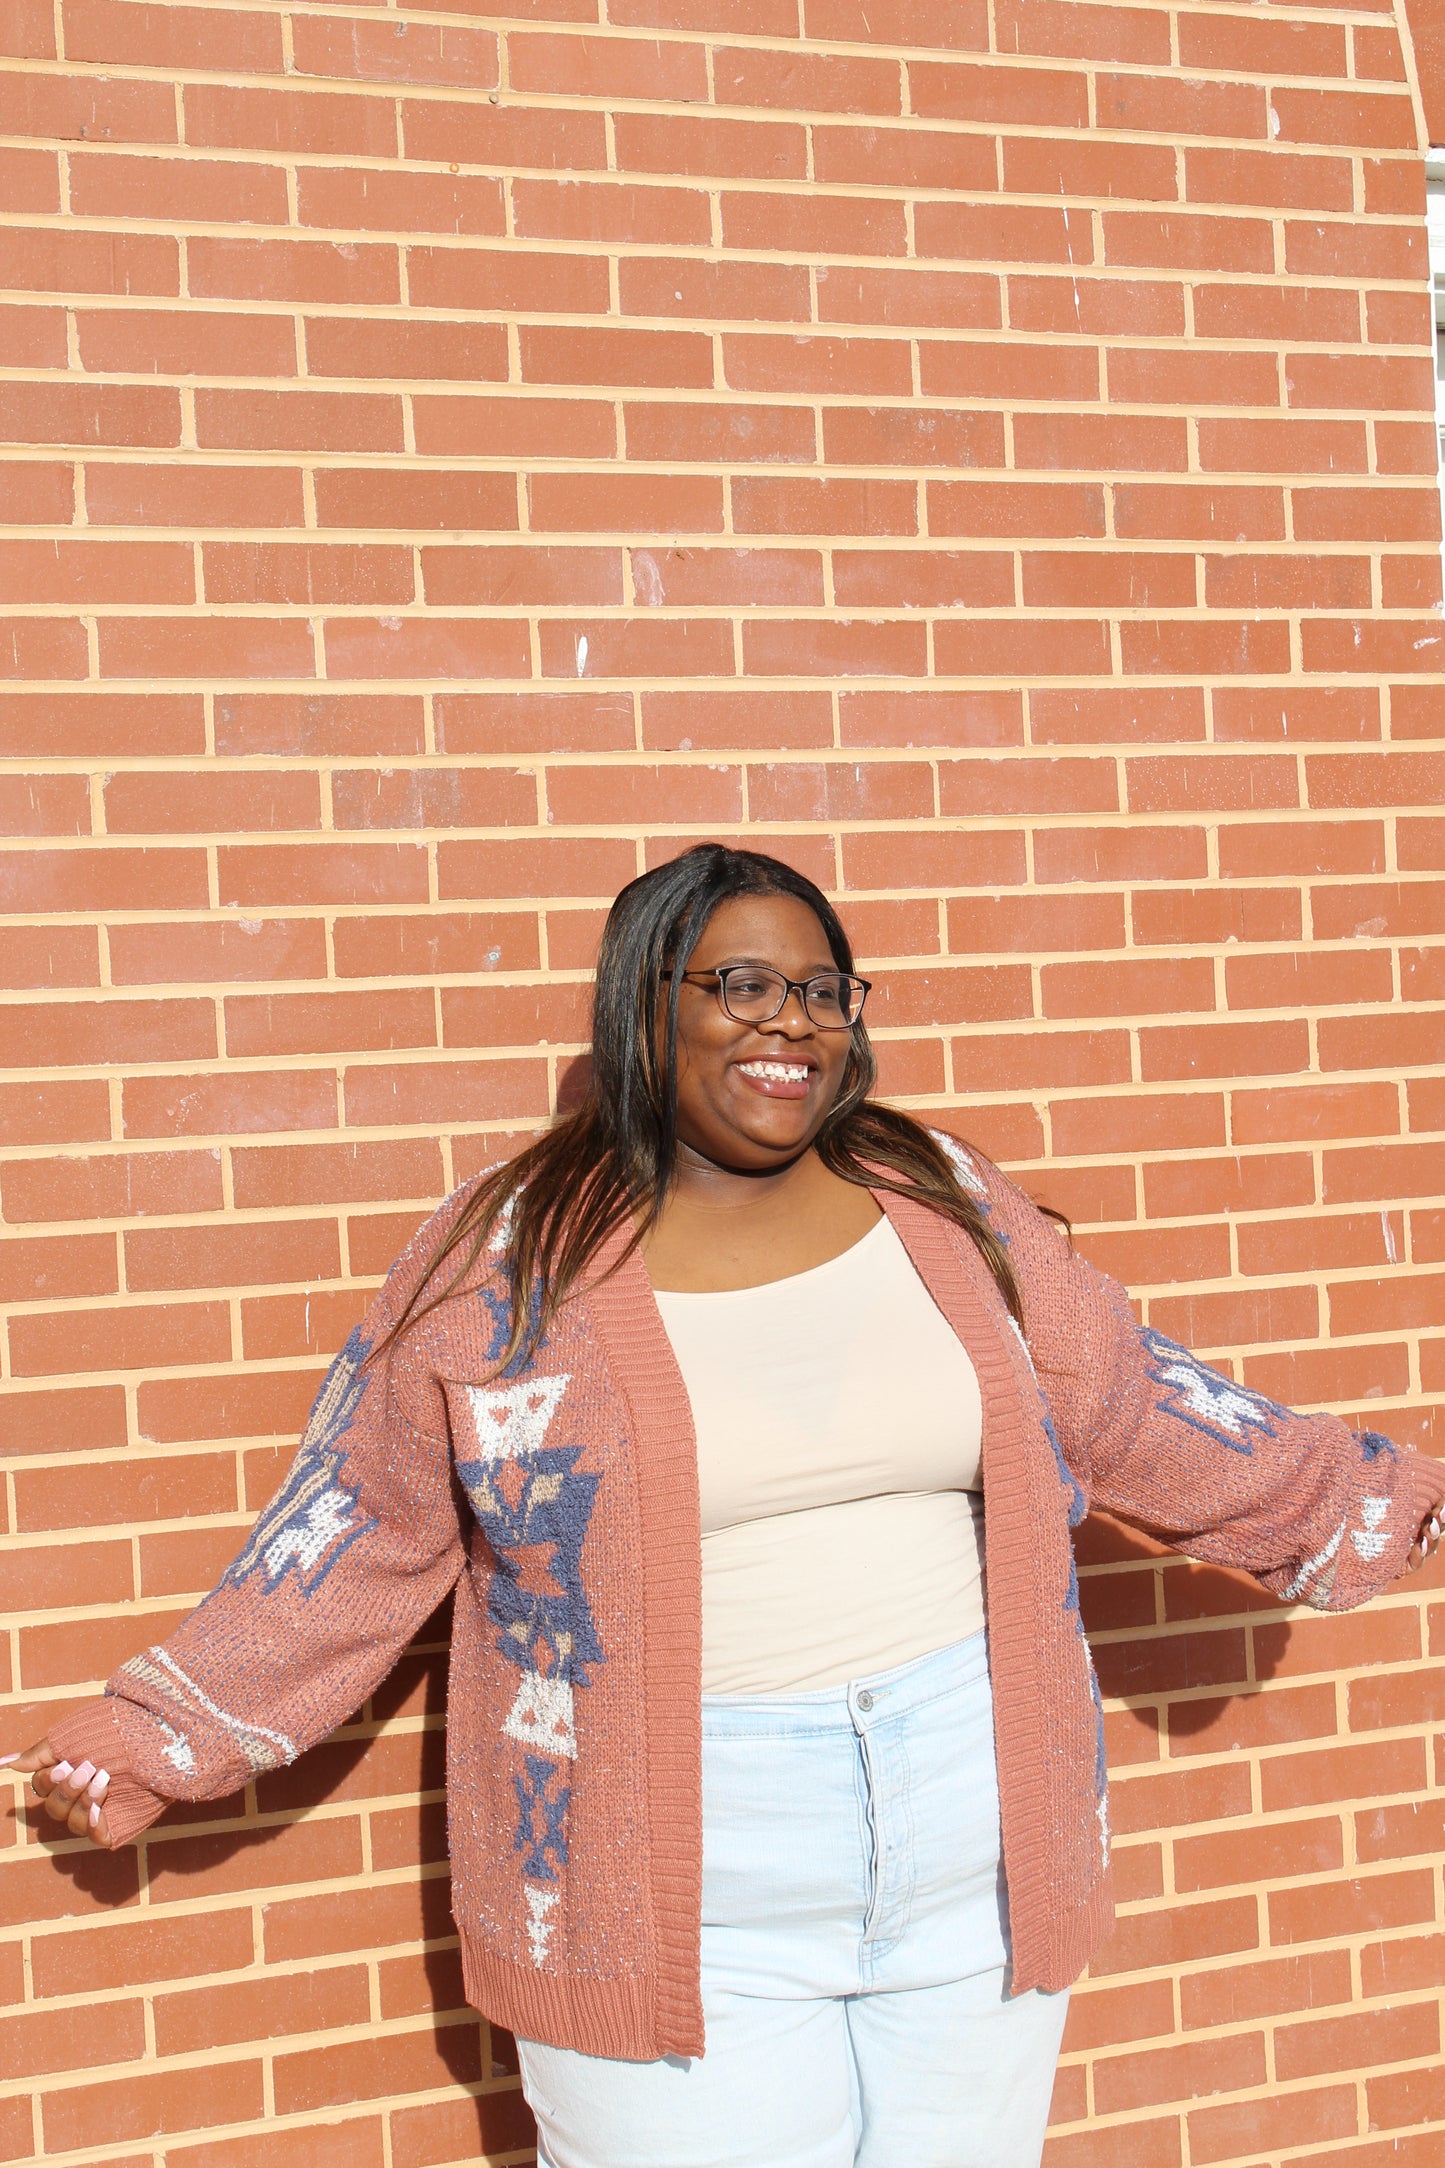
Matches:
[47,1190,483,1847]
[968,1147,1423,1612]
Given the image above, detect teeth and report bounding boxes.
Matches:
[738,1061,809,1080]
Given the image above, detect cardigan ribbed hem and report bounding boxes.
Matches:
[45,1698,170,1850]
[459,1936,665,2063]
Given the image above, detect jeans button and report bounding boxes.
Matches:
[856,1689,874,1712]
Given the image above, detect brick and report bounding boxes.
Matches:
[217,842,427,908]
[390,2087,536,2168]
[723,330,913,397]
[930,480,1106,538]
[8,380,180,450]
[516,176,712,249]
[172,2119,387,2168]
[262,1874,453,1964]
[184,84,399,159]
[0,71,175,143]
[1032,686,1206,744]
[1188,2083,1356,2165]
[0,1992,147,2080]
[1113,484,1285,543]
[615,109,807,183]
[538,616,737,680]
[292,14,496,87]
[0,1847,139,1932]
[65,0,282,69]
[718,40,902,113]
[1231,1080,1399,1147]
[1009,274,1184,337]
[1094,2028,1265,2115]
[123,1070,337,1142]
[1270,86,1416,150]
[76,307,296,379]
[919,340,1100,404]
[204,545,413,609]
[153,1964,371,2058]
[1090,1895,1259,1978]
[1287,219,1425,282]
[313,468,519,532]
[225,988,435,1060]
[1185,146,1353,214]
[0,1230,117,1305]
[1041,2121,1181,2168]
[1181,1948,1352,2031]
[230,1138,443,1210]
[0,1079,109,1147]
[723,189,907,257]
[1176,1815,1346,1895]
[1193,282,1361,345]
[814,264,1001,331]
[196,385,403,452]
[69,151,289,228]
[136,1365,319,1444]
[817,124,997,200]
[1109,1760,1252,1837]
[1361,1929,1445,1998]
[745,618,928,676]
[1216,686,1379,742]
[42,2059,265,2151]
[1356,1797,1445,1865]
[104,769,322,835]
[85,462,304,531]
[10,1300,229,1381]
[825,398,1008,467]
[408,244,609,320]
[127,1218,340,1294]
[2,1148,223,1224]
[911,56,1088,127]
[1023,551,1193,609]
[13,1450,236,1533]
[0,1534,131,1613]
[99,617,316,681]
[1179,12,1346,75]
[916,201,1095,267]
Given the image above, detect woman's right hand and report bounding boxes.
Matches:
[2,1740,113,1846]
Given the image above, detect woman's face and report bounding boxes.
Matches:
[666,892,855,1172]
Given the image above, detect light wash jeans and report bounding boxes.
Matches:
[518,1631,1070,2168]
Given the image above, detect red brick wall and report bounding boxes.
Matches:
[3,2,1445,2163]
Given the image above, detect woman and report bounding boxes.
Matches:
[11,843,1445,2168]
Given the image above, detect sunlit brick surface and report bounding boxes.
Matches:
[2,0,1444,2160]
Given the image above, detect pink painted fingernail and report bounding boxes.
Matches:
[89,1772,110,1801]
[69,1761,95,1790]
[0,1753,19,1767]
[50,1762,72,1783]
[88,1804,100,1832]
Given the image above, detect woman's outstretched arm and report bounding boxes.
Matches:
[966,1145,1445,1610]
[3,1190,480,1850]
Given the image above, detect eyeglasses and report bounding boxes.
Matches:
[677,965,871,1030]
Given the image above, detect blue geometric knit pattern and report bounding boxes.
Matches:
[1140,1328,1283,1455]
[454,1263,607,1963]
[457,1443,604,1685]
[220,1325,378,1597]
[513,1753,571,1882]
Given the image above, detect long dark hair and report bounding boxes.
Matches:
[382,843,1024,1370]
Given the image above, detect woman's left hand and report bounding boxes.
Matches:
[1404,1453,1445,1574]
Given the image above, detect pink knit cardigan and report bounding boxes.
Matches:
[51,1142,1421,2061]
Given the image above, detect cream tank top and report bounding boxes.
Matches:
[653,1214,986,1695]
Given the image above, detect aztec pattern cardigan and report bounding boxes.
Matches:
[50,1140,1423,2061]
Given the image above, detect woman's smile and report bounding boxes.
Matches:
[732,1055,818,1100]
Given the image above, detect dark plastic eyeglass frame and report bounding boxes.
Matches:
[676,965,872,1030]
